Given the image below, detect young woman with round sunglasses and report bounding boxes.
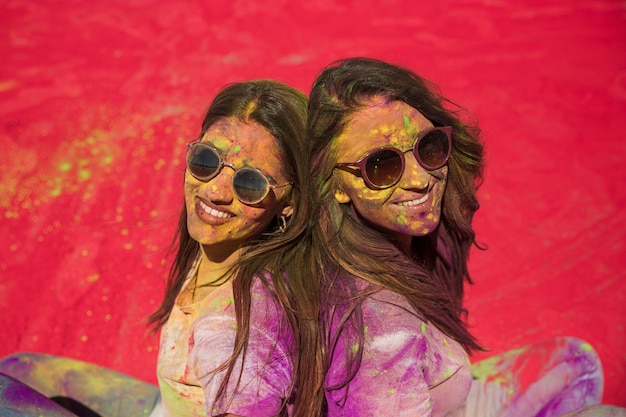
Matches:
[145,79,323,417]
[306,57,624,417]
[0,80,324,417]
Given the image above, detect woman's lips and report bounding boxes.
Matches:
[195,198,233,225]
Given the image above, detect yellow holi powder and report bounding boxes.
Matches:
[243,100,258,116]
[154,158,166,170]
[80,335,88,342]
[0,79,18,92]
[81,249,89,256]
[87,273,99,282]
[387,389,396,394]
[121,228,129,236]
[105,314,112,321]
[124,243,133,250]
[116,215,123,222]
[210,137,230,151]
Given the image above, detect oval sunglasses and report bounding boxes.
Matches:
[186,142,292,205]
[334,126,452,190]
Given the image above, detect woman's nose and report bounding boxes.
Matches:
[201,166,235,203]
[398,152,431,191]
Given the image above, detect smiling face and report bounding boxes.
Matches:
[332,97,448,249]
[184,117,291,258]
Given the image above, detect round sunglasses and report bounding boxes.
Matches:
[186,142,292,205]
[334,126,452,190]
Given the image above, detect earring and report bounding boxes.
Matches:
[279,215,288,233]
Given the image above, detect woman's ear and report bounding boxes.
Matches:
[333,188,351,204]
[281,205,294,217]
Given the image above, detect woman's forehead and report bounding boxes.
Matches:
[335,100,433,155]
[200,117,287,179]
[201,117,276,152]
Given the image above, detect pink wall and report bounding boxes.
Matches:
[1,0,624,405]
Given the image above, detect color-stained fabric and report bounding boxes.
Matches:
[325,287,473,417]
[467,337,604,417]
[153,267,294,417]
[0,353,159,416]
[323,279,622,417]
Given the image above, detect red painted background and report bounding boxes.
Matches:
[1,0,625,405]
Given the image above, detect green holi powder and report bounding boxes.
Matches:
[471,345,529,382]
[233,145,241,153]
[318,179,330,194]
[58,162,72,172]
[420,322,427,335]
[387,389,396,394]
[581,342,593,352]
[403,115,413,131]
[50,186,62,197]
[78,169,91,181]
[231,323,237,329]
[103,155,113,164]
[351,343,360,353]
[347,82,355,95]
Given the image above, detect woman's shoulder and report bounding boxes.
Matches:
[357,287,467,358]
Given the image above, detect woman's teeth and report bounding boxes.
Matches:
[200,200,232,218]
[398,194,428,207]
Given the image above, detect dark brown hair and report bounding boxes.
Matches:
[307,58,485,381]
[149,80,323,417]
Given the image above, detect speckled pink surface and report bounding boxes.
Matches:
[1,0,624,405]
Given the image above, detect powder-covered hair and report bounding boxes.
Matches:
[148,80,324,417]
[307,57,485,372]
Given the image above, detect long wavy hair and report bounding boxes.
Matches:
[148,80,324,417]
[307,58,485,386]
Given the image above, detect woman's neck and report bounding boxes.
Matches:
[196,244,243,287]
